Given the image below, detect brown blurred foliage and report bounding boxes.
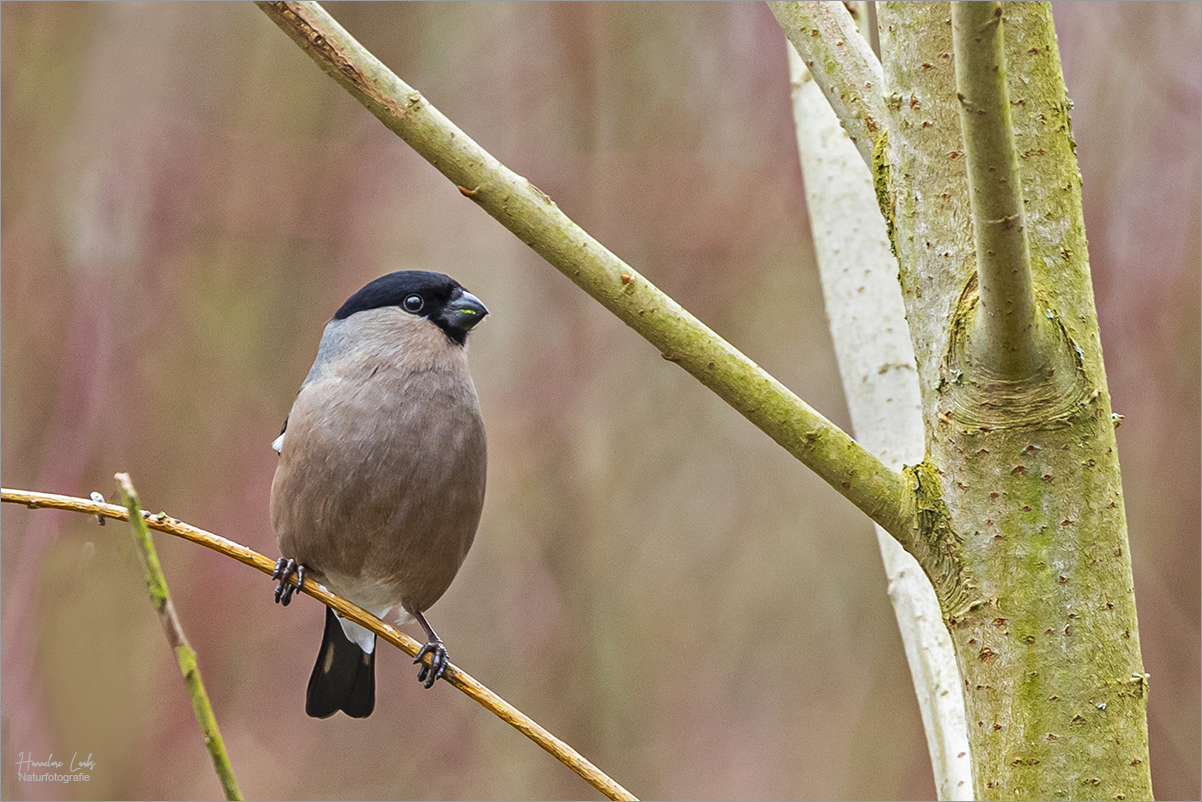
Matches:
[1,3,1197,800]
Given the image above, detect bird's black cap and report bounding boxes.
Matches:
[334,270,488,345]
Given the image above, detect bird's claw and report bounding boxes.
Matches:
[414,639,449,688]
[272,558,306,606]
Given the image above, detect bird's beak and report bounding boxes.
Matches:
[440,289,489,333]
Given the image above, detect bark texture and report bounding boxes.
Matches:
[787,43,972,799]
[877,3,1151,799]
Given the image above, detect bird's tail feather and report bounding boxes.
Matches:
[306,606,375,718]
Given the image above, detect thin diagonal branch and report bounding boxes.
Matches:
[114,474,243,802]
[2,487,637,802]
[254,0,915,547]
[767,0,887,169]
[951,1,1043,379]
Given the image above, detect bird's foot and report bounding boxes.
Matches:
[414,639,449,688]
[272,558,306,606]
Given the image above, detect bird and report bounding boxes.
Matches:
[269,270,488,718]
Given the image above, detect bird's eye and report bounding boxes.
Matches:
[402,294,425,313]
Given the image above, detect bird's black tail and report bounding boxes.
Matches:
[306,606,375,718]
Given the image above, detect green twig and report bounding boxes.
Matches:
[114,473,243,802]
[254,0,914,546]
[951,1,1044,379]
[767,0,886,169]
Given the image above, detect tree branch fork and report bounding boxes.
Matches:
[251,1,969,582]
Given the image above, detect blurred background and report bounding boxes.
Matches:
[2,2,1197,799]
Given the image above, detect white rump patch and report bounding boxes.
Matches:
[335,604,394,654]
[271,433,285,454]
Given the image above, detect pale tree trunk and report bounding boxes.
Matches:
[786,38,973,802]
[778,1,1153,799]
[880,3,1151,797]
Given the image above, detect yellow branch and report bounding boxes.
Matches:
[2,486,637,802]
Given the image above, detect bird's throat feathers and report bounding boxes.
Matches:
[307,307,471,388]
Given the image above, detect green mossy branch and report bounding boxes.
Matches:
[951,1,1050,380]
[115,473,243,802]
[254,0,916,545]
